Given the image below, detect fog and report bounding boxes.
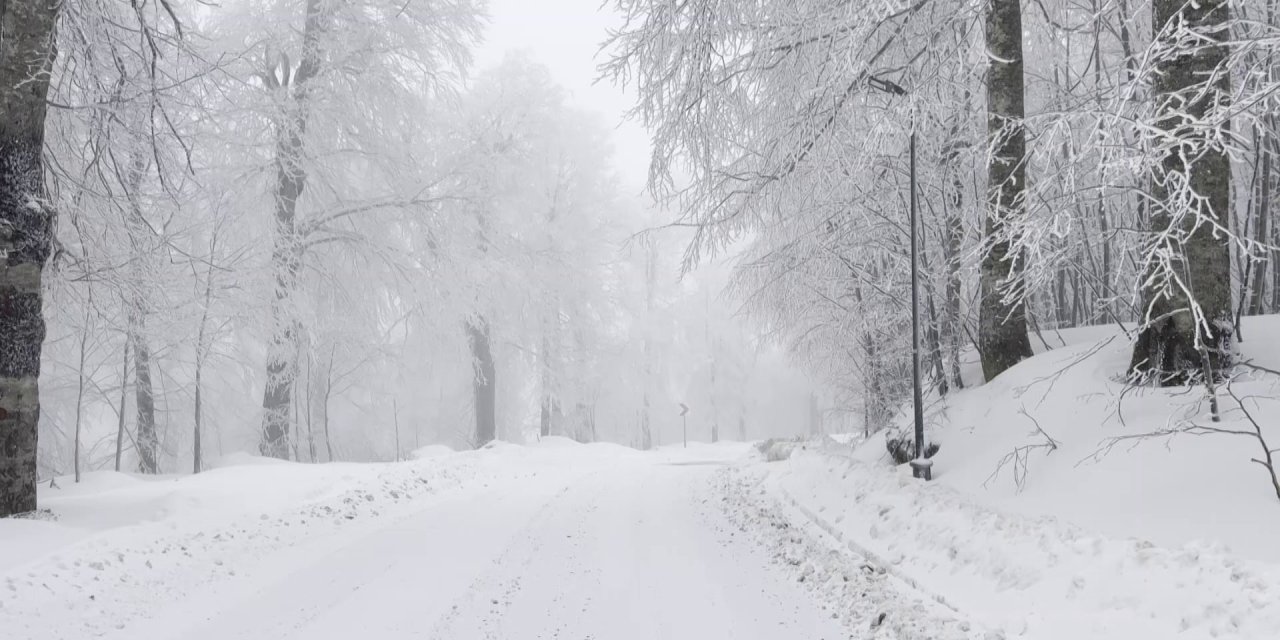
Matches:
[28,0,829,475]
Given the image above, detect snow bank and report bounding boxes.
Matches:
[531,435,584,448]
[206,451,293,468]
[716,464,982,639]
[893,315,1280,562]
[0,454,480,639]
[758,315,1280,639]
[764,448,1280,640]
[409,444,456,459]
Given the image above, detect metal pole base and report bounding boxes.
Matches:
[909,458,933,481]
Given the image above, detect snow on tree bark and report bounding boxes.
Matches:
[260,0,330,459]
[468,317,496,447]
[979,0,1034,382]
[132,310,159,473]
[126,153,158,474]
[0,0,60,517]
[1129,0,1234,385]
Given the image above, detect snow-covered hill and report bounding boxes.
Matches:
[752,315,1280,639]
[888,315,1280,562]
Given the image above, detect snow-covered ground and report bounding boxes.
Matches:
[911,315,1280,564]
[1,439,885,640]
[756,444,1280,640]
[7,346,1280,640]
[750,315,1280,640]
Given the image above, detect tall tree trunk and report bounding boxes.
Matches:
[132,315,158,473]
[260,0,330,459]
[539,336,556,437]
[639,239,656,450]
[0,0,61,517]
[917,227,948,396]
[115,338,129,472]
[126,154,158,474]
[1249,117,1275,316]
[709,339,719,443]
[392,398,401,461]
[1092,0,1115,322]
[193,350,204,474]
[468,317,496,447]
[303,349,317,463]
[1130,0,1234,384]
[74,298,91,484]
[192,240,216,474]
[979,0,1034,381]
[861,330,883,435]
[941,117,967,392]
[322,345,335,462]
[1099,202,1113,316]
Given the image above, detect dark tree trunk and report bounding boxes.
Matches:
[260,0,329,459]
[193,355,204,474]
[0,0,61,517]
[917,227,948,396]
[115,338,129,472]
[941,115,967,392]
[1099,202,1113,318]
[861,331,884,434]
[1130,0,1234,384]
[468,317,496,447]
[979,0,1034,381]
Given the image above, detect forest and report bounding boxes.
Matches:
[4,1,1280,639]
[0,0,1271,526]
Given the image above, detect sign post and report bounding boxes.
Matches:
[679,403,689,448]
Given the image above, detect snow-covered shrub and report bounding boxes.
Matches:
[884,431,939,465]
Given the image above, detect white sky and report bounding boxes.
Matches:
[472,0,652,192]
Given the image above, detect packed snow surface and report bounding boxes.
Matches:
[3,430,1278,640]
[0,441,864,640]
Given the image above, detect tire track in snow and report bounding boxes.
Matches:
[429,460,851,640]
[427,470,609,639]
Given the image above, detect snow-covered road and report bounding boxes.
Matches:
[9,444,854,640]
[145,461,843,640]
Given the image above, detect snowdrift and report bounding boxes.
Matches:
[872,315,1280,562]
[758,315,1280,639]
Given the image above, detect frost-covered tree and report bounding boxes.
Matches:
[243,0,483,457]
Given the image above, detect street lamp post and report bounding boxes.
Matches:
[868,75,930,481]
